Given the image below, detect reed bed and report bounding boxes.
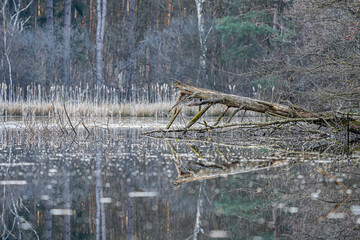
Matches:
[0,83,233,118]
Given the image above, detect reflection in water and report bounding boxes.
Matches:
[0,126,360,239]
[63,151,71,240]
[192,181,204,240]
[45,153,53,240]
[95,141,106,240]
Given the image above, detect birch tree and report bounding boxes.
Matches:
[195,0,210,89]
[46,0,53,34]
[96,0,107,88]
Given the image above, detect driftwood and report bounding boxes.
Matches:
[145,81,360,135]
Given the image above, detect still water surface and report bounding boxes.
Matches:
[1,118,360,239]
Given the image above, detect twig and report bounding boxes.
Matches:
[82,120,91,135]
[63,98,77,136]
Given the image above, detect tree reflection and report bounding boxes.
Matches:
[62,150,71,240]
[1,127,360,239]
[0,146,40,239]
[95,142,107,240]
[45,159,53,240]
[192,181,205,240]
[165,137,360,239]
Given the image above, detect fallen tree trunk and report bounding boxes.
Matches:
[156,81,360,134]
[174,81,313,118]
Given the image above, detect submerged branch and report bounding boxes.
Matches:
[143,117,339,135]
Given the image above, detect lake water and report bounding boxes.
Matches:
[1,118,360,239]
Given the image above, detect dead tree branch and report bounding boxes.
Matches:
[146,81,360,135]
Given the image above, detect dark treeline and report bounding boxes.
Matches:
[0,0,359,109]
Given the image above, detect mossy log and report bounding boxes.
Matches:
[164,81,360,134]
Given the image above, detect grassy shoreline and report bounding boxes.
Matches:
[0,83,235,118]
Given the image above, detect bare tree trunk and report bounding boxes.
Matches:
[46,0,53,34]
[173,81,326,118]
[96,0,107,89]
[125,0,135,101]
[45,0,54,90]
[63,0,71,86]
[195,0,210,89]
[1,0,11,89]
[148,0,158,89]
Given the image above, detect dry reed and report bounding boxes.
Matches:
[0,83,233,118]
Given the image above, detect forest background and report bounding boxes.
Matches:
[1,0,359,114]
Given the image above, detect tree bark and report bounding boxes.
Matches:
[125,0,135,101]
[45,0,54,90]
[46,0,54,34]
[195,0,210,89]
[63,0,71,86]
[148,0,158,87]
[96,0,107,89]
